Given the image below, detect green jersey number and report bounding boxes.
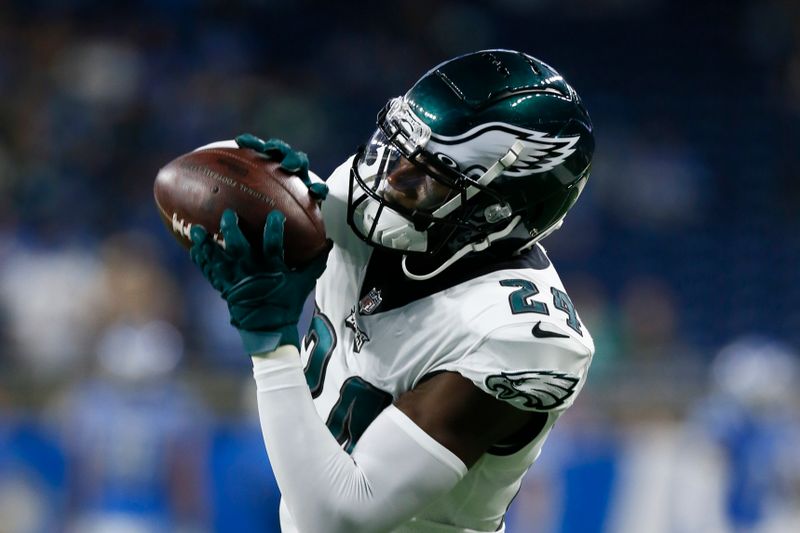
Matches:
[500,279,582,335]
[326,376,392,453]
[303,307,392,453]
[499,279,549,315]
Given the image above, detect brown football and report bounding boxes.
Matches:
[153,142,327,267]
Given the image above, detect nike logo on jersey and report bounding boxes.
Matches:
[531,321,569,339]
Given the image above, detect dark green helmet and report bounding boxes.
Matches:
[348,49,594,279]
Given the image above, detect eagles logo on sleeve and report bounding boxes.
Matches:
[485,370,580,410]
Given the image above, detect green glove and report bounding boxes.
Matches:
[190,209,330,355]
[235,133,329,200]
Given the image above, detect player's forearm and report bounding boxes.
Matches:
[252,346,466,533]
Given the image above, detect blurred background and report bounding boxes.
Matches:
[0,0,798,531]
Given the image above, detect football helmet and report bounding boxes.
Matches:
[347,49,594,279]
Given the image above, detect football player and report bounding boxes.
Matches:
[190,49,595,532]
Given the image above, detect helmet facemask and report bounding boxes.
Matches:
[348,97,517,262]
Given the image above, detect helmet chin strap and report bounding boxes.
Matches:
[401,215,522,281]
[512,218,565,255]
[400,141,529,281]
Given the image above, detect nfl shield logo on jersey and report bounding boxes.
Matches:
[358,288,382,315]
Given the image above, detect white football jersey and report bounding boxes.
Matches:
[280,159,595,533]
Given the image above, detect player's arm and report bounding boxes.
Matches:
[395,371,543,467]
[399,319,592,466]
[251,347,467,533]
[250,336,584,533]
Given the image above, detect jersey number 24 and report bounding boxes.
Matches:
[303,308,391,453]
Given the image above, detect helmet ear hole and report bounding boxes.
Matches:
[436,153,459,170]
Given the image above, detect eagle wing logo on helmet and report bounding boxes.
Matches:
[429,122,580,177]
[485,370,580,410]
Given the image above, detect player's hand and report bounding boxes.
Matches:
[235,133,329,200]
[190,209,330,355]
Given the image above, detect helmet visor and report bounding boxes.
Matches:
[355,128,458,214]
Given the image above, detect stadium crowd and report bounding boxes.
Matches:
[0,0,798,531]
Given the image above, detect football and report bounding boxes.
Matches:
[153,142,327,267]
